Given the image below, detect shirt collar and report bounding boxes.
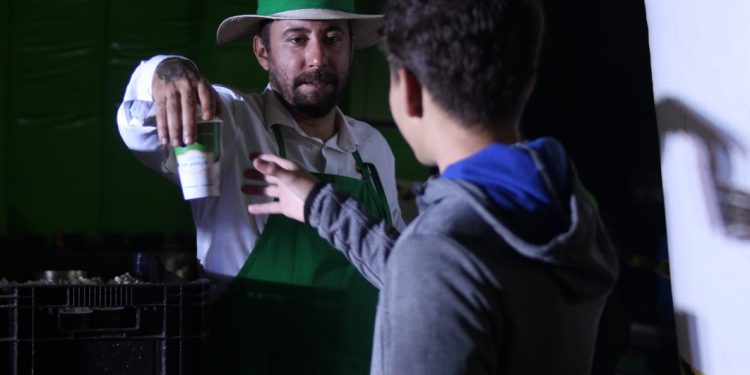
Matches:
[261,87,358,153]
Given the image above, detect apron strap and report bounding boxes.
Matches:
[353,151,393,226]
[273,124,392,225]
[272,125,287,158]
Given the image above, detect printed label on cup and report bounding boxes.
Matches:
[174,120,221,200]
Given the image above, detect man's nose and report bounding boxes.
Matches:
[306,38,328,68]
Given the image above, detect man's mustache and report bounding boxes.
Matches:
[294,69,339,88]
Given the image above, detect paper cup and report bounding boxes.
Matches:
[174,120,221,200]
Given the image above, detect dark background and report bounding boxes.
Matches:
[521,1,674,373]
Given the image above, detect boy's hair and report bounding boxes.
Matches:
[383,0,544,129]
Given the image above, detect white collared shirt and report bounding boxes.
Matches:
[117,55,404,277]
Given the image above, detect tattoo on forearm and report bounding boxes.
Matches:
[156,59,197,82]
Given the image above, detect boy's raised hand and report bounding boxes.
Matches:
[243,154,320,223]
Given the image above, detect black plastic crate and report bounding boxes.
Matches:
[0,252,209,375]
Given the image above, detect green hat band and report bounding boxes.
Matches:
[257,0,355,15]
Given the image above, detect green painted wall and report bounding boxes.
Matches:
[0,0,8,236]
[8,0,106,236]
[99,0,203,236]
[199,0,269,93]
[377,127,429,182]
[349,46,393,123]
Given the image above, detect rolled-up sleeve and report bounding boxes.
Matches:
[116,55,193,180]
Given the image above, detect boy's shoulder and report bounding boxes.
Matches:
[408,179,493,233]
[386,181,510,299]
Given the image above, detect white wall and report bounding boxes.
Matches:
[645,1,750,373]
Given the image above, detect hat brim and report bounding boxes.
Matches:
[216,9,383,49]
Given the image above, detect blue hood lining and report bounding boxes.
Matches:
[441,138,571,244]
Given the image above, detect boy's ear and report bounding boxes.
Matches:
[401,68,423,118]
[253,35,270,71]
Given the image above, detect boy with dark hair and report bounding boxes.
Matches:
[245,0,619,373]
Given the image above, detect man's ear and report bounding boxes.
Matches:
[253,35,270,71]
[401,68,423,118]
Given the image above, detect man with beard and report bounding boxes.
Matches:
[116,1,404,373]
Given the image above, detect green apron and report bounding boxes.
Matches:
[209,126,392,374]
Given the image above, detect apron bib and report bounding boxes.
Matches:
[209,126,392,374]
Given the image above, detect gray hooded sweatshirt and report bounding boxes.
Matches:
[305,141,618,375]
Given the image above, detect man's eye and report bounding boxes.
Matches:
[327,35,342,44]
[289,37,305,45]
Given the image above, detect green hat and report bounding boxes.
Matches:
[216,0,383,49]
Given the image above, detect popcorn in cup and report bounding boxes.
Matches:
[174,119,221,200]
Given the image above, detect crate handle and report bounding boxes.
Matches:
[58,306,141,333]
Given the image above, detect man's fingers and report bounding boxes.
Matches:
[152,71,170,146]
[166,91,183,147]
[247,202,283,215]
[197,79,217,120]
[155,99,168,145]
[181,83,197,145]
[153,58,213,146]
[214,93,222,119]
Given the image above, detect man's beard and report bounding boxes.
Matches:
[271,68,345,118]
